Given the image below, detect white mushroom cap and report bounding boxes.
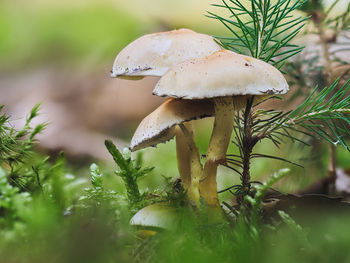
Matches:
[130,98,214,151]
[130,203,178,230]
[153,50,289,99]
[111,28,221,78]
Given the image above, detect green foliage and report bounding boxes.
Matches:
[79,163,121,208]
[207,0,350,218]
[225,78,350,196]
[0,104,53,194]
[0,106,85,232]
[255,79,350,150]
[298,0,323,13]
[248,168,291,207]
[0,103,45,166]
[243,168,290,238]
[0,167,32,229]
[208,0,308,68]
[105,139,154,205]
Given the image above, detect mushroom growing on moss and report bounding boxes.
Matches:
[153,50,289,209]
[111,28,221,199]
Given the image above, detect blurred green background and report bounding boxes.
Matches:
[0,0,348,70]
[0,0,225,70]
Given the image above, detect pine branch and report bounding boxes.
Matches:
[255,79,350,150]
[209,0,308,67]
[251,153,303,167]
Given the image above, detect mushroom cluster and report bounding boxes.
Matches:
[111,29,288,212]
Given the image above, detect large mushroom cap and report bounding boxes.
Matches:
[130,98,214,151]
[130,203,178,230]
[111,28,221,78]
[153,50,289,99]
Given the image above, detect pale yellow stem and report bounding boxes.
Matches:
[179,123,203,207]
[200,97,235,208]
[176,124,192,190]
[176,123,203,207]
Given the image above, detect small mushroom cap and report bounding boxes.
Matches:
[130,203,178,230]
[111,28,221,78]
[130,98,214,151]
[153,50,289,99]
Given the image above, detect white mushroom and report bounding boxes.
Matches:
[130,99,214,151]
[154,50,289,208]
[130,98,214,205]
[111,28,221,198]
[111,28,221,78]
[130,203,178,230]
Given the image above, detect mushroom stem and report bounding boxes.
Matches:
[179,123,203,207]
[176,124,192,190]
[200,97,235,208]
